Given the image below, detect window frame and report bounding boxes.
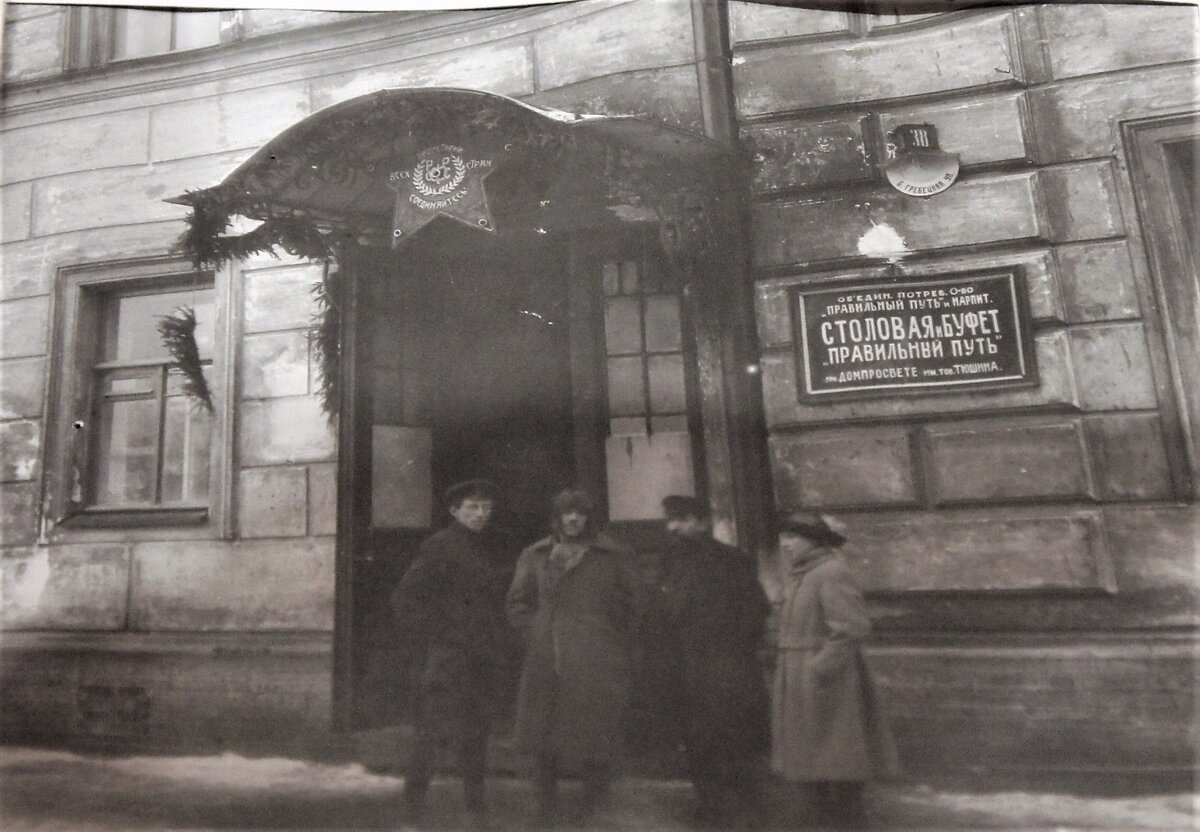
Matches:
[66,6,243,71]
[600,255,696,432]
[588,241,709,523]
[1122,113,1200,499]
[44,256,236,541]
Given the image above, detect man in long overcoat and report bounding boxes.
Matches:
[771,517,900,829]
[505,488,637,827]
[659,495,771,829]
[389,479,511,825]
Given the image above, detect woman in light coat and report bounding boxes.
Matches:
[771,517,899,829]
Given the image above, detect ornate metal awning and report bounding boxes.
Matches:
[171,87,741,277]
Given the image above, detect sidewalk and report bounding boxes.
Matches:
[0,746,1193,832]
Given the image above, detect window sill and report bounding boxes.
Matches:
[61,505,209,530]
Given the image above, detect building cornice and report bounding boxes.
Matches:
[0,4,574,123]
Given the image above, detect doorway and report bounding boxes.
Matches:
[351,230,585,729]
[427,241,576,552]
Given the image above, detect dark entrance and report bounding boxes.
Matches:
[426,240,575,551]
[353,230,583,729]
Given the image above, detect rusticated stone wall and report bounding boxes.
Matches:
[736,2,1198,777]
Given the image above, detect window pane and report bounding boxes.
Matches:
[609,416,647,436]
[106,375,155,396]
[650,413,689,433]
[165,364,213,396]
[104,289,215,362]
[648,353,687,414]
[643,294,682,352]
[190,293,216,358]
[95,398,159,505]
[607,356,645,416]
[640,260,667,293]
[601,262,621,296]
[604,296,642,355]
[161,397,212,503]
[113,9,173,60]
[619,260,640,294]
[173,12,222,51]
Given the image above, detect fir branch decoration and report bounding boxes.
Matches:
[310,263,342,420]
[158,306,214,413]
[176,187,338,269]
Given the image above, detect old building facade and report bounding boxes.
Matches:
[1,1,1196,781]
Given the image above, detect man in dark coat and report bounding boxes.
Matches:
[660,495,771,829]
[506,488,637,827]
[389,479,510,825]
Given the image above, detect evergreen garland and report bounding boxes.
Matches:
[310,264,342,421]
[177,188,337,269]
[157,306,214,413]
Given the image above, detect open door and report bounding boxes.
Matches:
[346,225,609,730]
[341,221,712,750]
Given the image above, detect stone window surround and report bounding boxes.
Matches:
[0,1,646,126]
[7,5,531,105]
[64,6,244,72]
[1121,112,1200,499]
[42,255,237,545]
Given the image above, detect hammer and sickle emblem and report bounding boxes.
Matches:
[425,157,453,183]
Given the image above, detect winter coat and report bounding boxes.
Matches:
[659,536,771,761]
[506,533,637,763]
[389,521,512,727]
[771,549,900,782]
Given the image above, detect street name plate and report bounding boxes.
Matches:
[792,269,1037,400]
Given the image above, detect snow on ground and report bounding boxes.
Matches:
[0,747,1195,832]
[881,783,1196,830]
[107,752,399,795]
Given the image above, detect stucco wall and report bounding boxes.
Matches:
[0,0,710,750]
[1,0,708,634]
[737,1,1197,606]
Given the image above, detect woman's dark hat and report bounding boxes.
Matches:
[778,515,846,548]
[444,479,499,507]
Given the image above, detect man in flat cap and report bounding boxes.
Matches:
[659,495,771,829]
[390,479,511,826]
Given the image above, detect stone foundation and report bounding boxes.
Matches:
[0,632,337,757]
[868,632,1195,780]
[2,630,1192,786]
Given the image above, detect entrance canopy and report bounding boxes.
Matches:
[172,87,739,277]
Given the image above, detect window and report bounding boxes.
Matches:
[90,287,215,509]
[599,256,701,520]
[69,7,235,69]
[111,9,222,61]
[48,258,230,534]
[602,259,690,433]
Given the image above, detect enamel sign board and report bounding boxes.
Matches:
[883,123,960,197]
[791,269,1038,400]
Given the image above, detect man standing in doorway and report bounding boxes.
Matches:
[660,495,772,829]
[506,488,637,827]
[390,479,510,826]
